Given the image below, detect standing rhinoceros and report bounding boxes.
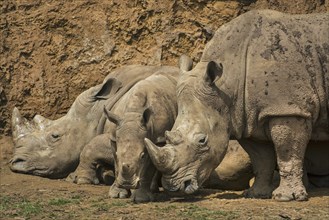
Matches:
[145,10,329,201]
[10,65,178,178]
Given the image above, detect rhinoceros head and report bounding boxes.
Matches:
[104,107,154,189]
[10,78,122,178]
[145,55,230,194]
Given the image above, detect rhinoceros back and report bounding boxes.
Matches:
[201,10,329,140]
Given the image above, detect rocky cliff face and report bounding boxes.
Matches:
[1,0,328,135]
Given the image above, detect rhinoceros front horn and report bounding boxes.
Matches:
[144,138,175,173]
[12,107,33,140]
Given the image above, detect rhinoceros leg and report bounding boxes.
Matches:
[238,139,276,199]
[109,182,132,199]
[67,133,116,185]
[131,164,157,203]
[269,117,311,201]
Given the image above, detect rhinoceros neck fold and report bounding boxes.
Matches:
[201,13,256,139]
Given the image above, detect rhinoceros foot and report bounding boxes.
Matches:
[272,183,308,201]
[243,185,273,199]
[66,172,100,185]
[109,183,131,199]
[132,188,155,203]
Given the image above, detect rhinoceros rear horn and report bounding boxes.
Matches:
[103,106,122,126]
[179,55,193,72]
[12,107,34,140]
[144,138,175,173]
[33,114,52,129]
[204,61,223,84]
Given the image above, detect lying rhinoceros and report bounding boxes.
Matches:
[10,65,177,178]
[145,10,329,201]
[68,72,179,203]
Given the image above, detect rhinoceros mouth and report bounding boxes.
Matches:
[183,178,199,194]
[162,175,199,194]
[10,157,49,176]
[117,177,140,189]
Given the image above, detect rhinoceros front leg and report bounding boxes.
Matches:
[131,164,157,203]
[108,181,132,199]
[67,133,115,185]
[238,139,276,199]
[269,117,311,201]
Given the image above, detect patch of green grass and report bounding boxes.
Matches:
[91,200,128,212]
[18,200,43,216]
[48,197,81,206]
[49,198,72,206]
[156,204,178,212]
[109,201,128,207]
[179,204,239,220]
[0,195,11,211]
[0,195,43,218]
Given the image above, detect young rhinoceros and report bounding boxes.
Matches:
[10,65,178,178]
[70,72,178,203]
[145,10,329,201]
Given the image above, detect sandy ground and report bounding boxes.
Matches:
[1,135,329,220]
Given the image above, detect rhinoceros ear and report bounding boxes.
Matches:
[141,107,153,127]
[204,61,223,85]
[179,55,193,72]
[95,78,122,100]
[103,106,122,126]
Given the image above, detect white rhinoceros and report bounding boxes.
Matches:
[145,10,329,201]
[10,64,253,203]
[10,65,177,178]
[68,71,179,203]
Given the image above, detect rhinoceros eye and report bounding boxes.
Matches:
[48,132,61,143]
[51,134,60,139]
[195,134,208,146]
[140,152,146,160]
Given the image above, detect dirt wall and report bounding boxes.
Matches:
[1,0,328,135]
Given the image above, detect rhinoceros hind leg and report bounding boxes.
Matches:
[269,117,311,201]
[68,134,115,185]
[109,182,131,199]
[239,139,276,199]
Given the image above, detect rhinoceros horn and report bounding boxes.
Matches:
[33,114,52,130]
[12,107,34,140]
[179,55,193,72]
[144,138,175,173]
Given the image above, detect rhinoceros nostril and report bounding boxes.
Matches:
[184,179,192,189]
[11,158,26,164]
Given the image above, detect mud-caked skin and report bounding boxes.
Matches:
[145,10,329,201]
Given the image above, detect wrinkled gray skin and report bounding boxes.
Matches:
[67,72,253,203]
[69,72,179,203]
[106,72,178,203]
[10,63,253,203]
[10,65,176,179]
[145,10,329,201]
